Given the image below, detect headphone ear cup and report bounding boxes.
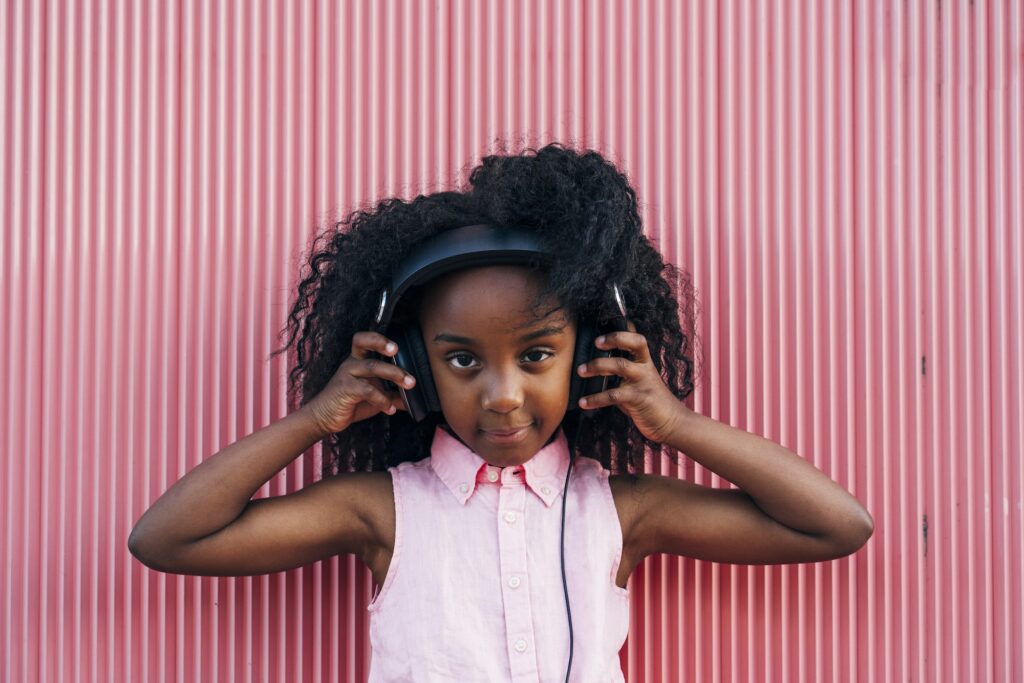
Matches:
[569,320,597,410]
[570,317,627,414]
[403,320,441,420]
[385,325,425,421]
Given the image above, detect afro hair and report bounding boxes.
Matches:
[270,141,703,478]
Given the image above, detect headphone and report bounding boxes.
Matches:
[371,223,630,682]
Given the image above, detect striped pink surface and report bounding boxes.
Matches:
[2,2,1021,681]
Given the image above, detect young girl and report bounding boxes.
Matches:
[128,142,873,682]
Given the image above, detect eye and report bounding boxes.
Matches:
[446,352,478,369]
[523,349,552,363]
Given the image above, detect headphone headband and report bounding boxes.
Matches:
[374,223,551,328]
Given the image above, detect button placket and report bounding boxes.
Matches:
[496,480,538,676]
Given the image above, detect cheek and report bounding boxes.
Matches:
[545,357,574,403]
[426,364,477,418]
[558,349,576,384]
[427,364,459,405]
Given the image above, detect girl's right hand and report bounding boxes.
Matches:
[305,331,417,435]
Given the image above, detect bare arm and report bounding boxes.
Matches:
[630,404,874,564]
[127,330,416,575]
[127,406,329,565]
[664,405,873,543]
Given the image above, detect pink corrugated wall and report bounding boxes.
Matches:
[2,1,1021,681]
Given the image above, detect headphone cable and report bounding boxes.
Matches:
[561,410,585,683]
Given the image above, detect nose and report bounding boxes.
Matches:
[480,366,525,414]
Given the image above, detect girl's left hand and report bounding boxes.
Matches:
[576,321,684,444]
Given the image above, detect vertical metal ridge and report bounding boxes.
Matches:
[864,2,881,676]
[40,0,55,679]
[994,0,1018,679]
[1,0,10,671]
[925,0,937,679]
[980,3,997,680]
[1009,6,1024,683]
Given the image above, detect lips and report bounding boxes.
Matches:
[482,425,532,436]
[480,422,534,445]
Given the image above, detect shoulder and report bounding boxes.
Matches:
[608,472,731,561]
[358,471,396,554]
[609,472,738,560]
[608,473,643,555]
[319,470,395,562]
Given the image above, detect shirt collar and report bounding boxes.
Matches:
[429,425,571,508]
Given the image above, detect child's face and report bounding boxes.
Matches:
[417,265,577,467]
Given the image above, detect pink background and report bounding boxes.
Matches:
[2,1,1022,681]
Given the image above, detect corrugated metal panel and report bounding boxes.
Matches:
[2,1,1021,681]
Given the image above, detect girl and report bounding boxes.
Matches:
[128,142,873,682]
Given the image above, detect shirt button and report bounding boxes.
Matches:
[459,483,469,493]
[514,638,528,653]
[487,471,498,482]
[541,486,551,495]
[508,576,521,588]
[504,511,517,524]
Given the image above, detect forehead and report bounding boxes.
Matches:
[417,265,566,329]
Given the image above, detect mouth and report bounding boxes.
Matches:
[481,423,533,444]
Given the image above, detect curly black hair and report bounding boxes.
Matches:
[270,141,703,478]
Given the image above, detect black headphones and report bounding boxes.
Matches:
[372,223,630,422]
[371,223,630,681]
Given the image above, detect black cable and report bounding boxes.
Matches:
[561,410,585,683]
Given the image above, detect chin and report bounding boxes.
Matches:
[486,425,563,461]
[445,420,560,461]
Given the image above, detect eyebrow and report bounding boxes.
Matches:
[432,324,567,346]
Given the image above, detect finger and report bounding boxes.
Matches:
[356,381,400,415]
[351,330,399,360]
[594,330,651,363]
[348,357,416,390]
[577,355,643,381]
[577,385,634,410]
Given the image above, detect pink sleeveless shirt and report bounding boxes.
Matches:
[366,425,630,682]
